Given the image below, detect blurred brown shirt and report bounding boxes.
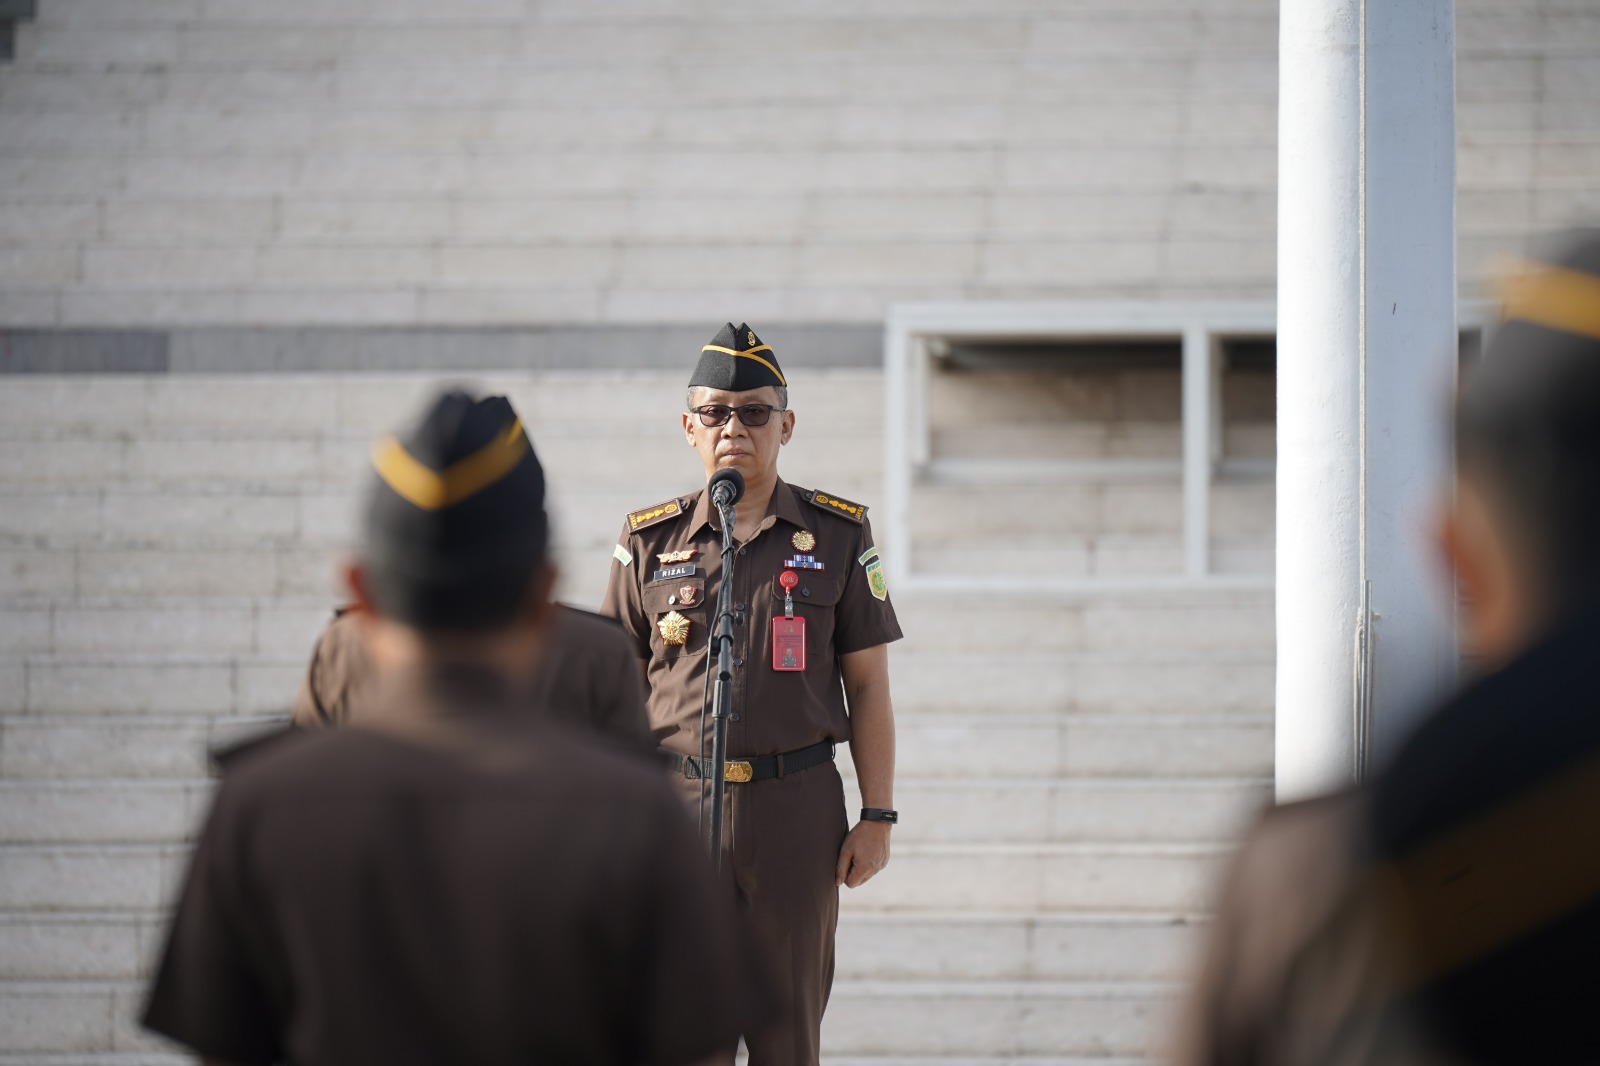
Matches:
[292,604,652,752]
[145,672,765,1065]
[600,479,902,758]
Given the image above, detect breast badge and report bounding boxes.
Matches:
[791,529,816,552]
[658,610,691,646]
[657,548,698,565]
[678,585,700,607]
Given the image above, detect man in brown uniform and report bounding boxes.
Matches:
[1174,230,1600,1065]
[144,391,763,1065]
[602,324,903,1066]
[291,603,652,753]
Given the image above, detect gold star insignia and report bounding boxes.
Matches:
[658,610,691,646]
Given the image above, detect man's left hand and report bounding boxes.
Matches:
[835,820,891,888]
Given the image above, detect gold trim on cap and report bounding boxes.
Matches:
[699,343,787,386]
[1500,262,1600,343]
[371,419,529,512]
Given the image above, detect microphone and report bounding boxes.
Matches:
[709,468,745,510]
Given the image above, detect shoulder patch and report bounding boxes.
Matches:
[805,488,868,524]
[626,497,686,532]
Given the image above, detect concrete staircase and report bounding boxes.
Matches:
[0,369,1273,1062]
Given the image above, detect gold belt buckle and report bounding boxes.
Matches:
[724,760,753,783]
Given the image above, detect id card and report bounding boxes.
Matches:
[772,616,806,672]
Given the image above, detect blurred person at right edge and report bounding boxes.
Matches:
[1172,228,1600,1066]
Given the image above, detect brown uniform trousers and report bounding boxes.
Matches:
[291,604,653,753]
[603,480,903,1066]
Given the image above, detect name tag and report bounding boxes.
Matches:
[772,616,806,672]
[652,563,697,583]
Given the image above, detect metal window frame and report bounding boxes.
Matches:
[883,299,1495,597]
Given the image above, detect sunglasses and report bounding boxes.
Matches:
[689,403,787,428]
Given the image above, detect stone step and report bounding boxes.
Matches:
[0,713,1272,782]
[822,979,1175,1058]
[0,776,1263,847]
[0,845,189,913]
[0,429,882,493]
[888,652,1273,716]
[0,980,177,1057]
[932,422,1273,461]
[0,545,341,600]
[842,843,1226,914]
[893,594,1272,654]
[907,480,1274,540]
[871,713,1271,780]
[0,782,211,845]
[0,841,1222,915]
[908,535,1273,579]
[0,600,331,657]
[836,911,1202,983]
[890,778,1267,845]
[0,650,1272,717]
[838,909,1203,985]
[0,655,302,716]
[2,590,1272,656]
[0,909,1204,985]
[0,373,881,437]
[0,975,1170,1059]
[0,484,885,554]
[0,914,162,982]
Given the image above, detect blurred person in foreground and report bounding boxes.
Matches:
[143,391,764,1066]
[292,591,652,753]
[1175,228,1600,1066]
[602,324,903,1066]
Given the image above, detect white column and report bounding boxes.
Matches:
[1276,0,1458,801]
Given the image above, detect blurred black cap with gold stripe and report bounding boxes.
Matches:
[361,390,547,632]
[689,322,787,392]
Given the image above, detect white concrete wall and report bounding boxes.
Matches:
[2,0,1591,332]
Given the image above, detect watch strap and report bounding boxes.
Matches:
[860,807,899,824]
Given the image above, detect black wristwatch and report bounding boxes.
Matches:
[860,807,899,824]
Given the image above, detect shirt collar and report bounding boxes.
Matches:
[687,476,807,540]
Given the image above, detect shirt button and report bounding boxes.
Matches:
[801,586,811,597]
[734,657,744,667]
[731,713,742,722]
[738,547,747,556]
[735,602,745,612]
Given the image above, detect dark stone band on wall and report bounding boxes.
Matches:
[0,325,884,374]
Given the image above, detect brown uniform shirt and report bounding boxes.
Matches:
[600,479,902,756]
[292,604,652,752]
[144,671,765,1066]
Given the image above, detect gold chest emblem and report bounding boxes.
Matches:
[658,610,691,646]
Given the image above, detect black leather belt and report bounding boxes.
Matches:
[664,740,836,783]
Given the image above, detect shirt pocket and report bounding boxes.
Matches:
[643,578,707,659]
[768,572,841,657]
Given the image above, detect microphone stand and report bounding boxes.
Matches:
[704,491,739,873]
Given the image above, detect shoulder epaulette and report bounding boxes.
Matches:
[626,496,688,532]
[804,487,868,524]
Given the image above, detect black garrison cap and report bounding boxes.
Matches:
[1491,228,1600,362]
[1458,229,1600,595]
[361,390,548,632]
[688,322,787,392]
